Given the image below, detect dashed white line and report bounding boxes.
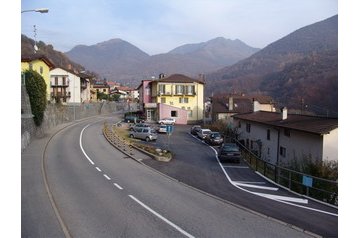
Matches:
[96,167,102,172]
[113,183,123,190]
[103,174,111,180]
[128,195,195,238]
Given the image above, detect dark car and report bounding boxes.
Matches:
[218,143,241,163]
[205,132,224,146]
[190,125,202,135]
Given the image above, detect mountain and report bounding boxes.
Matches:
[21,34,85,73]
[168,37,260,67]
[65,37,259,86]
[205,15,338,116]
[66,38,150,81]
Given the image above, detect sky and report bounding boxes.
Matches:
[21,0,338,55]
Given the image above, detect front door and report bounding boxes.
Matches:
[147,109,153,121]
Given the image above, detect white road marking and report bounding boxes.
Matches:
[233,181,278,191]
[103,174,111,180]
[235,181,266,184]
[113,183,123,190]
[205,145,338,216]
[252,193,308,204]
[79,124,95,165]
[222,165,249,169]
[96,167,102,172]
[129,195,195,238]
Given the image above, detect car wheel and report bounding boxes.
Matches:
[130,134,134,138]
[145,137,150,142]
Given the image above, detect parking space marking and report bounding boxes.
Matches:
[233,181,278,191]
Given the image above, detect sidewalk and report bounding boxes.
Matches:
[21,123,72,238]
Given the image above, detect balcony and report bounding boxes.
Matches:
[51,92,71,98]
[50,82,69,87]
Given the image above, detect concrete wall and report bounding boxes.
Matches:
[21,86,126,151]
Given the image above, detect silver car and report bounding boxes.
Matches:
[197,129,212,140]
[129,127,158,142]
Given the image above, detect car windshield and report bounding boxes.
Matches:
[222,144,239,152]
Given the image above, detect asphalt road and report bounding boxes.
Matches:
[141,123,338,237]
[22,115,318,237]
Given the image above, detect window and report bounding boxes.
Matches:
[175,85,184,94]
[267,129,271,140]
[103,89,106,92]
[62,77,66,86]
[40,66,43,75]
[55,77,58,86]
[267,148,270,155]
[280,146,286,157]
[145,88,150,96]
[159,84,165,94]
[21,73,25,85]
[187,107,192,117]
[179,97,189,103]
[160,97,166,103]
[171,111,177,117]
[246,123,251,133]
[29,63,33,70]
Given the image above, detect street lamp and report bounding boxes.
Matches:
[21,8,49,13]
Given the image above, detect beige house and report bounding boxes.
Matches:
[232,107,338,165]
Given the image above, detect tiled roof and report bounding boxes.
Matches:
[158,74,204,84]
[233,111,338,135]
[212,97,253,114]
[21,54,55,69]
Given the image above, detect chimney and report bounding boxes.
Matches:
[281,107,288,120]
[253,98,260,112]
[229,96,233,111]
[159,73,165,79]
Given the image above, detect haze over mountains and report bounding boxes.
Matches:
[21,15,338,116]
[65,37,260,85]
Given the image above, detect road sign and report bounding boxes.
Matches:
[302,176,313,187]
[166,125,174,134]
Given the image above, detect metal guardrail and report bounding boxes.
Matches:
[231,138,338,206]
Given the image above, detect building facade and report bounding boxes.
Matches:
[137,74,205,124]
[21,55,54,101]
[232,108,338,165]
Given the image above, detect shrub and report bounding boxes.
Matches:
[24,70,47,126]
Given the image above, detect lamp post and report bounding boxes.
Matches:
[21,8,49,13]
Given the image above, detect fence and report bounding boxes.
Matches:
[231,137,338,206]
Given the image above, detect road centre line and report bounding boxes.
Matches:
[96,167,102,172]
[113,183,123,190]
[128,195,195,238]
[104,174,111,180]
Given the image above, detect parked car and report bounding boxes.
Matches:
[204,132,224,146]
[158,118,176,125]
[129,127,157,142]
[197,128,212,140]
[218,143,241,163]
[157,125,167,133]
[130,123,151,131]
[190,125,202,135]
[124,115,139,123]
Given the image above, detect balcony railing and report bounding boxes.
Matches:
[51,92,71,98]
[51,82,69,87]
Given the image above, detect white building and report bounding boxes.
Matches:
[232,107,338,165]
[50,67,91,103]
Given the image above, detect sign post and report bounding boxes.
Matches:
[166,125,174,150]
[302,175,313,196]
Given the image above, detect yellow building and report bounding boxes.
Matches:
[139,74,205,124]
[21,55,54,101]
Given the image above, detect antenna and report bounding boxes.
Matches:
[33,25,38,53]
